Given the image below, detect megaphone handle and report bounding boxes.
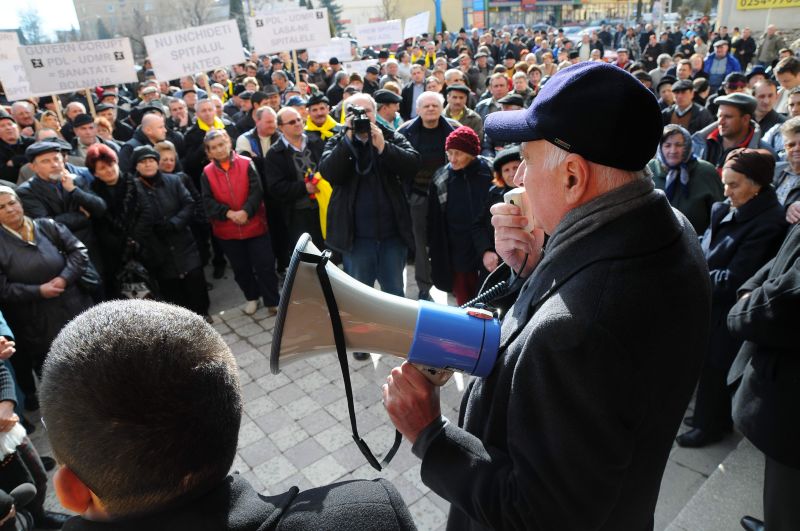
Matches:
[299,249,403,472]
[414,364,453,386]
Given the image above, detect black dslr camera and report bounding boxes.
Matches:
[348,105,372,135]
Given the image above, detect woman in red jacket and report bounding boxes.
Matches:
[200,130,279,316]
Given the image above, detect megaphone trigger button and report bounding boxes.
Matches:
[467,308,494,320]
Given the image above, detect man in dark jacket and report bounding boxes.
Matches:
[17,142,107,273]
[727,222,800,531]
[39,299,417,531]
[118,112,169,174]
[319,93,419,300]
[263,107,326,258]
[397,92,459,301]
[0,111,33,184]
[383,62,711,531]
[662,79,714,134]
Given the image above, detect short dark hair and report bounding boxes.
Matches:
[775,56,800,76]
[40,300,242,516]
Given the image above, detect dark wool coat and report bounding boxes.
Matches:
[728,223,800,468]
[421,185,711,531]
[701,188,787,369]
[60,475,416,531]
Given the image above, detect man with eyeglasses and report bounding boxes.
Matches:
[263,107,326,254]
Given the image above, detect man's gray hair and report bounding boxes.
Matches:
[540,142,650,191]
[416,91,445,110]
[780,116,800,138]
[271,71,289,81]
[194,98,216,113]
[345,93,377,113]
[657,54,672,68]
[335,71,349,83]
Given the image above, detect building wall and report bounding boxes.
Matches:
[337,0,463,34]
[716,0,800,35]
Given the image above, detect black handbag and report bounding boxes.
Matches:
[36,218,102,295]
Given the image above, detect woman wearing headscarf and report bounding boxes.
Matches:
[648,124,723,234]
[0,185,91,407]
[677,149,787,448]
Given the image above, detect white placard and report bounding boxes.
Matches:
[403,12,431,39]
[355,20,403,47]
[18,38,137,93]
[248,9,332,55]
[343,59,378,78]
[307,37,352,63]
[0,33,39,101]
[144,20,244,81]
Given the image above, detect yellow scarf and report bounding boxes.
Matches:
[197,116,226,132]
[305,114,338,139]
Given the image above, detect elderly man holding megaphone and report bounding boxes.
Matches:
[380,63,713,530]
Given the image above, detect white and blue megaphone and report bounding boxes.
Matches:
[270,233,501,385]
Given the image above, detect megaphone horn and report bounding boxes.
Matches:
[271,234,501,383]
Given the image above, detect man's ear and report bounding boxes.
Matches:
[53,466,93,514]
[562,153,592,205]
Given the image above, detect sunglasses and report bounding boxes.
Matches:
[281,118,302,126]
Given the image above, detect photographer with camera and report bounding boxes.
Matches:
[319,94,419,360]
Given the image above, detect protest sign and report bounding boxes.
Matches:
[403,12,431,39]
[18,38,136,93]
[355,20,403,47]
[0,32,38,101]
[343,59,378,78]
[144,20,243,81]
[249,9,331,55]
[307,37,352,63]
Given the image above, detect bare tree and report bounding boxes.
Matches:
[167,0,217,27]
[17,7,47,44]
[379,0,398,21]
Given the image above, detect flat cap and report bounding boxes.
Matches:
[474,52,488,59]
[373,89,402,104]
[366,65,380,75]
[656,75,677,91]
[329,57,340,65]
[95,103,116,112]
[492,145,521,173]
[746,64,767,80]
[445,84,471,96]
[671,79,694,92]
[271,56,283,64]
[239,90,253,100]
[262,85,280,96]
[715,92,757,115]
[131,145,159,166]
[307,93,330,107]
[485,62,662,171]
[25,141,61,162]
[0,110,16,123]
[713,39,728,47]
[72,113,94,128]
[497,93,525,107]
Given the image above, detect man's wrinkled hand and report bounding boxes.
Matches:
[382,362,441,444]
[490,200,545,277]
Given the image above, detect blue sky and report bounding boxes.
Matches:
[7,0,81,38]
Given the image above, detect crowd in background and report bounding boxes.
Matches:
[0,17,798,529]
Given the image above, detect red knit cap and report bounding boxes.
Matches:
[445,126,481,157]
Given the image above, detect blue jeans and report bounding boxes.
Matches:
[342,236,407,297]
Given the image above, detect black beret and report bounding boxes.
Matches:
[492,145,521,173]
[132,145,160,166]
[485,62,662,171]
[715,93,757,116]
[329,57,340,65]
[568,50,580,59]
[25,141,61,162]
[373,89,402,104]
[497,93,525,107]
[378,50,389,58]
[446,84,471,96]
[366,65,380,75]
[95,103,116,112]
[233,83,247,96]
[262,85,280,96]
[0,110,16,124]
[504,51,516,60]
[656,75,677,91]
[72,113,94,128]
[271,56,283,64]
[724,72,748,85]
[307,93,330,107]
[746,65,767,80]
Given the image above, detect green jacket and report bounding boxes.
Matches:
[648,157,723,235]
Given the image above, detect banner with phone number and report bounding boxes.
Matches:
[737,0,799,10]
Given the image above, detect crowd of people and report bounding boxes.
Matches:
[0,17,798,530]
